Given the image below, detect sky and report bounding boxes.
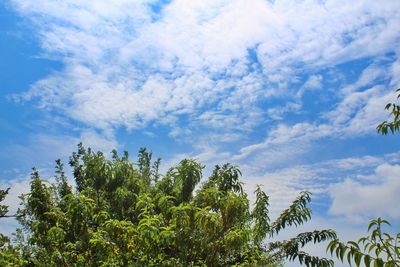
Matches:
[0,0,400,265]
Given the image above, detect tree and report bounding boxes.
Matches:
[2,144,336,266]
[328,88,400,266]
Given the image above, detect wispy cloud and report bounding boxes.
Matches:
[9,0,400,142]
[240,152,400,219]
[234,57,398,171]
[329,163,400,221]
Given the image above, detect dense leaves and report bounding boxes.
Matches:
[1,144,336,266]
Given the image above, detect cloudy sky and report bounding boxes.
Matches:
[1,0,399,264]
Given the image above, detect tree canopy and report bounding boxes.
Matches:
[0,144,336,266]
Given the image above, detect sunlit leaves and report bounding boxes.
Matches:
[171,159,203,203]
[210,163,244,194]
[1,145,336,266]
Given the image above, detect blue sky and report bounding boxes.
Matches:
[1,0,400,264]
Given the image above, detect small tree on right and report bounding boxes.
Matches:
[328,88,400,267]
[327,218,399,267]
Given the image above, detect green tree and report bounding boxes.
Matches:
[3,144,336,266]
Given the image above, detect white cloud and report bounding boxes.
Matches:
[236,152,400,219]
[266,102,302,120]
[234,57,397,168]
[9,0,400,140]
[3,129,119,174]
[327,85,392,131]
[329,163,400,220]
[304,75,323,90]
[234,122,333,165]
[296,75,324,98]
[1,176,30,215]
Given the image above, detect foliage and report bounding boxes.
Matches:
[327,218,400,267]
[377,88,400,135]
[1,144,336,266]
[0,188,11,248]
[0,188,9,219]
[0,189,27,266]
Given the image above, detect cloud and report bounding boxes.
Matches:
[233,122,332,166]
[1,176,30,215]
[266,102,302,120]
[233,56,397,170]
[2,129,119,174]
[236,152,400,219]
[329,163,400,220]
[8,0,400,140]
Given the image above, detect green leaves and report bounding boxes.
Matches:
[271,191,312,235]
[171,159,203,203]
[328,217,400,267]
[0,188,10,218]
[3,145,336,266]
[271,230,337,267]
[252,185,270,245]
[210,163,244,194]
[377,88,400,135]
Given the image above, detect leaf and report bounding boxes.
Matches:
[347,250,352,266]
[368,220,377,232]
[374,258,383,267]
[340,246,347,262]
[380,219,390,226]
[348,240,360,249]
[363,254,371,267]
[369,243,377,253]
